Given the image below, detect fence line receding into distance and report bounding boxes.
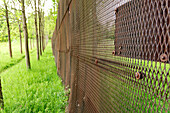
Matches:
[52,0,170,112]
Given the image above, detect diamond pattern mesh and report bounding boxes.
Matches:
[52,0,170,112]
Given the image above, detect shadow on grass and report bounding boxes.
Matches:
[0,50,36,74]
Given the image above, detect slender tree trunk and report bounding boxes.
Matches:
[19,23,22,54]
[30,38,32,50]
[42,11,45,51]
[0,77,4,108]
[44,35,46,49]
[42,32,45,52]
[34,0,40,60]
[21,0,31,69]
[38,0,42,55]
[4,2,12,58]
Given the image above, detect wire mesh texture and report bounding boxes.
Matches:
[52,0,170,112]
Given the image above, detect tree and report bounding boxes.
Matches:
[19,24,23,54]
[26,0,40,60]
[34,0,40,60]
[18,20,23,53]
[44,0,58,39]
[51,0,59,16]
[3,0,12,58]
[12,1,23,54]
[21,0,31,69]
[27,15,34,50]
[42,11,45,51]
[38,0,42,56]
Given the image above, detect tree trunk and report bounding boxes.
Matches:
[30,38,32,50]
[4,1,12,58]
[34,0,40,60]
[19,23,22,54]
[21,0,31,69]
[42,11,45,51]
[38,0,42,55]
[0,77,4,108]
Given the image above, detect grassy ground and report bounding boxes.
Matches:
[0,40,35,73]
[0,41,68,112]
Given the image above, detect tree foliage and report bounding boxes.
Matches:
[0,0,58,41]
[0,0,59,66]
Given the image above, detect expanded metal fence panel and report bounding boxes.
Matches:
[115,0,170,63]
[52,0,170,112]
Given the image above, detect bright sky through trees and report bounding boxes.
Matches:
[0,0,58,68]
[0,0,53,16]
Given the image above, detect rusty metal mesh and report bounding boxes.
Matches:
[52,0,170,112]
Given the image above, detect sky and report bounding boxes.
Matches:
[44,0,53,15]
[0,1,2,5]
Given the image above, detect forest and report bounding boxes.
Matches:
[0,0,58,65]
[0,0,68,112]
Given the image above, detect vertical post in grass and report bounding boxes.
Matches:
[0,77,4,108]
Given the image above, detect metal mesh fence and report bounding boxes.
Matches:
[52,0,170,112]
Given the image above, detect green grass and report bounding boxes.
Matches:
[0,40,35,73]
[109,57,169,112]
[0,41,68,112]
[94,51,169,112]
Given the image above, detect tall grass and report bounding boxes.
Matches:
[0,40,35,73]
[0,41,68,112]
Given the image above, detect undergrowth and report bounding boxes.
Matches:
[0,40,35,73]
[0,41,68,112]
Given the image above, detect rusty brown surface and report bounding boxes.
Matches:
[115,0,170,64]
[52,0,170,112]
